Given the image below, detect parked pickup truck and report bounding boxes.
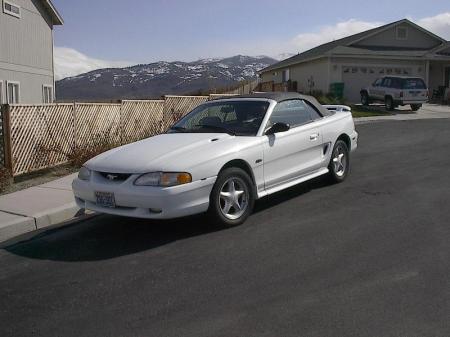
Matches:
[360,76,428,111]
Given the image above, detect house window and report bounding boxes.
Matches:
[3,1,21,18]
[42,85,53,103]
[396,27,408,40]
[6,81,20,104]
[0,80,4,104]
[282,69,290,82]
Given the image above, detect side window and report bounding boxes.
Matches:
[269,100,312,128]
[390,78,402,89]
[6,81,20,104]
[304,101,323,120]
[382,78,391,87]
[42,85,53,103]
[373,78,382,87]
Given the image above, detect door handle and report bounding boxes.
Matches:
[310,133,319,141]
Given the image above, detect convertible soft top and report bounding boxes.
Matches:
[217,92,333,116]
[226,92,308,102]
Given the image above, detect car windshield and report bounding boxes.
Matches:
[169,100,270,136]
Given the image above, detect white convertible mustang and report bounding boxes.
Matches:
[73,92,358,227]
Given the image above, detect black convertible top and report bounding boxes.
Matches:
[216,92,333,116]
[226,92,307,102]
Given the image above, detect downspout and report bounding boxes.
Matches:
[51,26,55,102]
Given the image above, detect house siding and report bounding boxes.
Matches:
[0,0,54,103]
[260,58,329,94]
[353,24,441,50]
[289,58,329,94]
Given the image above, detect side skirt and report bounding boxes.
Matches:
[257,167,329,199]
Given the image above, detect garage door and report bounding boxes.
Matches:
[342,66,413,103]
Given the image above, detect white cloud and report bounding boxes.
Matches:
[267,12,450,59]
[54,47,133,80]
[291,19,383,53]
[417,12,450,40]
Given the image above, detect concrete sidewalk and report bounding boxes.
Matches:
[0,173,91,243]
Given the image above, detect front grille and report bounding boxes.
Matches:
[98,172,131,181]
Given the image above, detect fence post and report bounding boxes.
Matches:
[72,102,77,149]
[1,104,13,174]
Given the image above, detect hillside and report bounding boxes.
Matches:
[56,55,277,101]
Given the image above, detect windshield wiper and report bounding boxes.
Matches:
[195,124,235,135]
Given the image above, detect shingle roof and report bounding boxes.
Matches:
[261,19,446,73]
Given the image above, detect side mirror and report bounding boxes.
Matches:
[265,122,290,135]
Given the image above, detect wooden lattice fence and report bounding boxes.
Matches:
[121,100,164,142]
[74,103,122,147]
[9,104,74,175]
[1,94,254,176]
[3,96,221,176]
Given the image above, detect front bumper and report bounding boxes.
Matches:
[72,173,217,219]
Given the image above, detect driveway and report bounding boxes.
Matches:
[355,102,450,123]
[1,119,450,337]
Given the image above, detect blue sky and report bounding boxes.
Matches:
[51,0,450,79]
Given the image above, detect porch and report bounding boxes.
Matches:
[428,60,450,102]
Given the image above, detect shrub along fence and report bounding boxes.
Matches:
[0,94,234,176]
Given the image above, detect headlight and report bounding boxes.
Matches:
[78,166,91,181]
[134,172,192,187]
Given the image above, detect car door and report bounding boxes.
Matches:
[371,78,383,100]
[379,77,392,99]
[262,99,324,190]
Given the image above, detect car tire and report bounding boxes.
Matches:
[328,140,350,183]
[208,167,255,227]
[385,96,394,111]
[411,104,422,111]
[361,92,369,106]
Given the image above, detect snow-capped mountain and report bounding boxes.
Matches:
[56,55,277,101]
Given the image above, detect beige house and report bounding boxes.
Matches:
[0,0,63,104]
[260,19,450,102]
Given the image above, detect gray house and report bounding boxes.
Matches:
[260,19,450,102]
[0,0,63,104]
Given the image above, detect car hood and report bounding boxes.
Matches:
[86,133,256,174]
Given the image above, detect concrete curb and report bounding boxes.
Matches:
[0,173,98,244]
[0,202,96,244]
[0,211,99,248]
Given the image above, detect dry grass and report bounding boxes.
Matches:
[38,129,120,169]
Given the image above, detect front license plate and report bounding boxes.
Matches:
[95,191,116,208]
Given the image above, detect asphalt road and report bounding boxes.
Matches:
[1,119,450,337]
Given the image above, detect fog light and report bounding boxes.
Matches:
[149,208,162,214]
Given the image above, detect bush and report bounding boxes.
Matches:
[38,130,120,169]
[66,137,119,168]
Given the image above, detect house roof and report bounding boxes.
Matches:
[261,19,447,73]
[39,0,63,25]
